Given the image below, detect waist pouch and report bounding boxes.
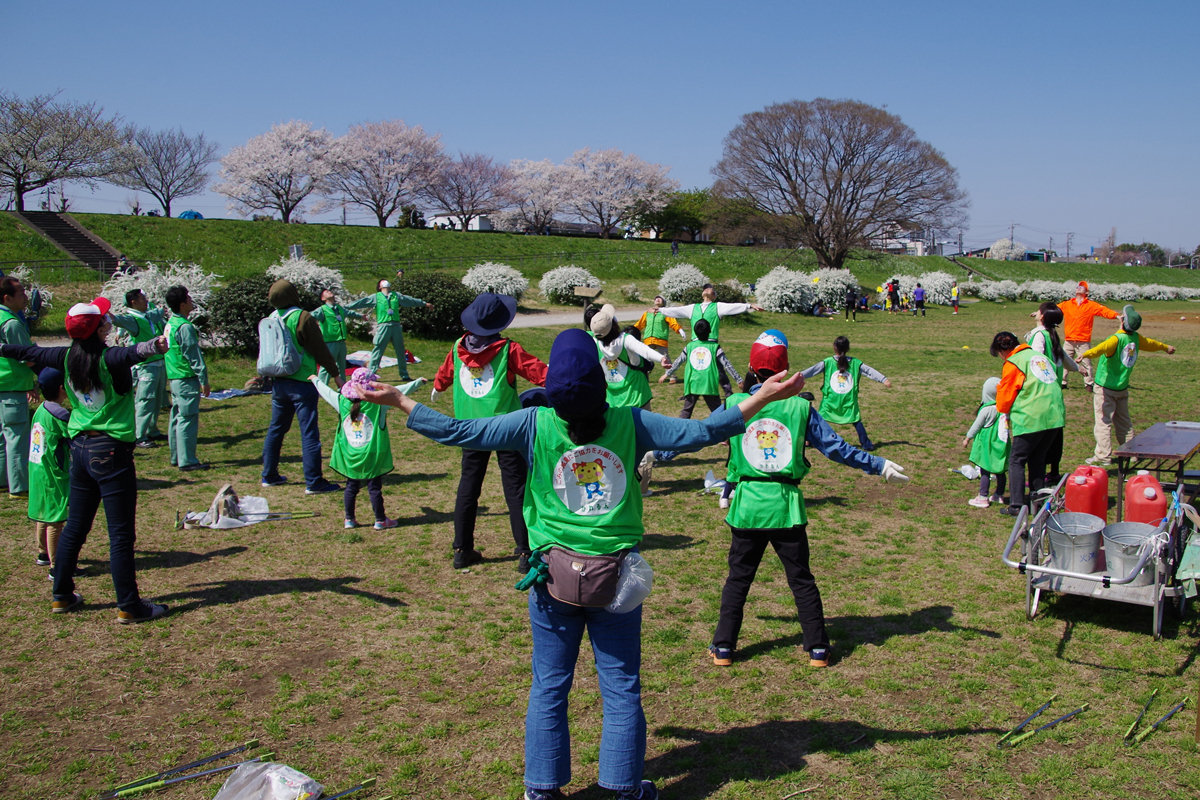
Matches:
[544,546,627,607]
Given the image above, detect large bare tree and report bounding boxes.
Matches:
[0,90,135,211]
[113,127,219,217]
[325,120,446,227]
[421,152,512,232]
[712,99,968,269]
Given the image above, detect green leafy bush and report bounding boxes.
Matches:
[209,275,320,355]
[395,272,476,340]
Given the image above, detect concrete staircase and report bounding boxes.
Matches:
[11,211,123,275]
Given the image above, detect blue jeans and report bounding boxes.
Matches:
[525,583,646,793]
[261,378,325,488]
[52,436,145,612]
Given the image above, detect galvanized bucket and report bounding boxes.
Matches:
[1102,522,1158,587]
[1046,512,1105,574]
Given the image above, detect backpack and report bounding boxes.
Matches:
[256,308,302,377]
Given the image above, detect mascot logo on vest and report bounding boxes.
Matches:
[458,362,495,398]
[603,357,627,383]
[743,419,793,472]
[1120,342,1138,369]
[688,347,712,371]
[831,371,853,395]
[997,413,1010,443]
[29,422,46,464]
[73,385,106,412]
[342,414,374,449]
[553,445,627,515]
[1028,354,1057,385]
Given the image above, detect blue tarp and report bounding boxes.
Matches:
[178,210,204,219]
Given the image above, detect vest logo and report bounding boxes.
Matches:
[1120,342,1138,368]
[1028,354,1057,384]
[743,419,793,473]
[30,422,45,465]
[689,347,712,371]
[74,384,106,411]
[997,413,1010,442]
[342,413,374,449]
[458,362,496,398]
[552,444,627,516]
[830,370,853,395]
[603,357,627,383]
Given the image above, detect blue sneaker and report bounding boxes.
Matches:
[524,788,566,800]
[709,645,733,666]
[616,780,659,800]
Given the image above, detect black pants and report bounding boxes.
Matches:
[679,394,723,419]
[713,525,828,654]
[344,476,384,522]
[1008,428,1058,511]
[980,470,1008,498]
[454,448,530,553]
[845,305,856,320]
[1045,427,1064,482]
[914,300,925,317]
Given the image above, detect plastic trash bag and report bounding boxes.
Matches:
[949,464,981,480]
[212,762,322,800]
[700,469,728,494]
[606,552,654,614]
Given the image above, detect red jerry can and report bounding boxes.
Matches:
[1125,470,1168,525]
[1064,465,1108,523]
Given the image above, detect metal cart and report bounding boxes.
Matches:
[1114,421,1200,521]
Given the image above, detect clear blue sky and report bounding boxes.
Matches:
[7,0,1198,254]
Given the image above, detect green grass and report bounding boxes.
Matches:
[0,214,69,264]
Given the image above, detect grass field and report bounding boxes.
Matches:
[1,297,1199,799]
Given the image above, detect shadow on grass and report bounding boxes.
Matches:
[869,440,927,450]
[640,533,698,551]
[155,575,406,611]
[198,427,268,446]
[1049,597,1198,676]
[134,546,248,570]
[385,471,449,485]
[391,505,455,526]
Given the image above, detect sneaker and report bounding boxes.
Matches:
[988,494,1004,505]
[135,439,158,449]
[305,481,342,495]
[35,553,51,567]
[453,548,483,569]
[999,506,1022,517]
[261,474,288,487]
[344,519,359,529]
[709,645,733,666]
[967,495,990,508]
[1085,456,1111,466]
[809,647,830,668]
[51,592,83,614]
[616,780,659,800]
[374,518,399,530]
[180,462,210,472]
[524,788,566,800]
[8,490,28,499]
[718,496,730,509]
[517,552,531,575]
[117,602,169,624]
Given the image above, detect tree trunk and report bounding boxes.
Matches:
[281,208,292,224]
[14,190,25,212]
[376,210,388,228]
[164,199,172,218]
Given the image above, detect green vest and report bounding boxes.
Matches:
[316,304,348,342]
[644,310,670,342]
[969,404,1010,475]
[376,292,402,325]
[28,402,70,523]
[452,339,521,420]
[125,309,164,363]
[1006,347,1066,436]
[0,307,35,391]
[725,394,812,529]
[525,406,642,555]
[1094,331,1139,391]
[282,309,317,381]
[67,355,136,442]
[329,397,393,480]
[683,340,721,396]
[164,315,196,380]
[599,339,652,409]
[693,302,721,341]
[1026,329,1063,382]
[818,356,863,424]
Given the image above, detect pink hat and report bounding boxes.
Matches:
[65,297,112,339]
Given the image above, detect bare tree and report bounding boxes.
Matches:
[213,120,334,223]
[561,148,678,238]
[712,99,968,269]
[421,153,512,232]
[325,120,446,227]
[112,127,219,217]
[0,90,136,211]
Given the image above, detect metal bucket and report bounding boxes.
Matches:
[1046,512,1105,574]
[1102,522,1158,587]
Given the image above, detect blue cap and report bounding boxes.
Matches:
[38,367,65,398]
[545,329,607,417]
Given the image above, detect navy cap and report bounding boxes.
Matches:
[461,293,517,336]
[38,367,65,398]
[545,329,607,417]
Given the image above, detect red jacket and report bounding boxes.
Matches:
[433,338,547,392]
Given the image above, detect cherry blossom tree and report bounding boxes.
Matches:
[325,120,446,227]
[112,127,219,217]
[491,158,569,234]
[213,120,334,223]
[561,147,678,238]
[421,152,512,232]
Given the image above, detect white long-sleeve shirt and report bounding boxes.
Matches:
[1025,325,1080,373]
[659,301,753,321]
[597,332,663,367]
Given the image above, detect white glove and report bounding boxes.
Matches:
[678,329,687,339]
[430,388,441,402]
[881,460,909,484]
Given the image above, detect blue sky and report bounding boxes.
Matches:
[7,0,1198,254]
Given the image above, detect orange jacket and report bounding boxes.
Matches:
[1056,297,1119,343]
[995,345,1028,414]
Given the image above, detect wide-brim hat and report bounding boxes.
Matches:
[461,293,517,336]
[65,296,112,339]
[588,304,617,336]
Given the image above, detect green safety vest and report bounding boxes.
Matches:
[818,356,863,425]
[1094,331,1139,391]
[124,309,164,363]
[643,310,670,342]
[316,304,349,342]
[525,406,642,555]
[452,339,520,420]
[598,339,652,409]
[28,402,70,523]
[969,404,1010,475]
[692,302,721,341]
[1025,329,1063,382]
[376,292,402,325]
[683,340,721,396]
[282,309,317,381]
[329,397,393,480]
[164,315,197,379]
[725,393,812,529]
[67,355,136,442]
[1006,347,1065,436]
[0,307,35,392]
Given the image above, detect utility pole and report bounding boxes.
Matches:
[1049,237,1053,260]
[1066,232,1073,260]
[1010,222,1015,244]
[958,231,964,255]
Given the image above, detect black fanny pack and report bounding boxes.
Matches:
[544,547,628,607]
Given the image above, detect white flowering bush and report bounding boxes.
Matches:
[1017,280,1075,302]
[267,255,348,300]
[990,238,1027,261]
[657,264,708,303]
[755,266,813,313]
[102,261,221,319]
[975,280,1020,302]
[1094,282,1142,302]
[619,283,642,302]
[905,271,956,305]
[461,262,529,300]
[539,265,601,305]
[808,268,859,309]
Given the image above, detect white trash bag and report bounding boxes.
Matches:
[212,762,322,800]
[606,552,654,614]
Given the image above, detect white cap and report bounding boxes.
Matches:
[1144,488,1157,500]
[1075,476,1086,485]
[1137,470,1150,476]
[380,280,391,289]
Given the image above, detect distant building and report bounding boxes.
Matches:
[425,213,495,231]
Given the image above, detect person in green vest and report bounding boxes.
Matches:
[710,330,909,668]
[1080,305,1176,466]
[591,303,670,411]
[311,288,364,385]
[633,296,686,382]
[430,293,549,572]
[1,295,171,623]
[111,289,169,448]
[659,318,741,419]
[660,284,763,397]
[164,286,211,472]
[29,367,70,572]
[962,377,1010,508]
[310,367,426,530]
[800,336,892,451]
[346,279,431,379]
[357,327,806,800]
[0,276,37,497]
[1024,303,1077,484]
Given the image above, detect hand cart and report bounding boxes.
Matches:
[1114,421,1200,521]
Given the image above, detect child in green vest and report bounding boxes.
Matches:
[800,336,891,451]
[660,319,741,419]
[962,377,1010,508]
[29,368,70,572]
[310,368,426,529]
